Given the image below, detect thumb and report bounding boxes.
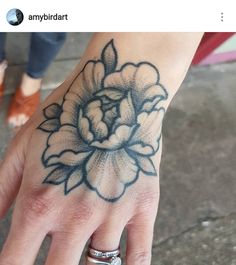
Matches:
[0,135,25,219]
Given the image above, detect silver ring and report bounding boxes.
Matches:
[89,247,120,259]
[87,256,122,265]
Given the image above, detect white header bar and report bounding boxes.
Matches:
[0,0,235,31]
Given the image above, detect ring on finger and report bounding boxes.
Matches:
[89,247,120,259]
[87,256,122,265]
[87,246,121,265]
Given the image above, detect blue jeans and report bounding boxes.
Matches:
[0,33,66,78]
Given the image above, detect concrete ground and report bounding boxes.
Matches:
[0,33,236,264]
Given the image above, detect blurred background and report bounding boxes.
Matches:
[0,33,236,264]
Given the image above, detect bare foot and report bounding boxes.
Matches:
[20,73,42,96]
[0,60,7,84]
[0,60,7,99]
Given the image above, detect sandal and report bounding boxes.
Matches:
[7,87,40,127]
[0,60,7,101]
[0,83,4,101]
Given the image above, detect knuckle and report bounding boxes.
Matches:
[53,230,78,245]
[66,200,94,226]
[0,260,14,265]
[0,255,18,265]
[136,190,159,214]
[0,190,5,216]
[0,185,9,217]
[20,189,52,221]
[0,184,6,202]
[130,251,152,265]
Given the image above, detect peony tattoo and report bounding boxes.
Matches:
[38,40,168,202]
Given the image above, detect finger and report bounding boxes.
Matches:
[45,231,90,265]
[45,202,100,265]
[0,138,25,218]
[126,213,156,265]
[0,186,57,265]
[87,215,127,265]
[90,222,124,251]
[0,217,46,265]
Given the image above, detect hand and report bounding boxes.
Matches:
[0,38,165,265]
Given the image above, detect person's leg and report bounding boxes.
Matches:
[28,33,67,78]
[0,33,7,98]
[8,32,67,127]
[0,33,7,63]
[22,32,67,96]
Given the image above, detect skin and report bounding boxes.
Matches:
[0,33,203,265]
[0,61,7,85]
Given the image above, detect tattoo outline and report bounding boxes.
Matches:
[38,39,168,202]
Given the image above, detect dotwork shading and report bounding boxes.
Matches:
[38,39,168,202]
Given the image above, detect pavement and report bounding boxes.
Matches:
[0,33,236,265]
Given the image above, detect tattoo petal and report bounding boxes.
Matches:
[104,63,137,91]
[91,125,136,150]
[141,85,168,112]
[85,149,138,201]
[141,96,163,112]
[134,63,159,92]
[127,143,154,155]
[84,100,108,140]
[78,109,94,143]
[44,125,90,163]
[112,91,136,129]
[143,84,168,101]
[129,109,164,151]
[46,150,92,167]
[70,61,105,103]
[60,91,81,126]
[95,88,124,101]
[103,106,118,128]
[104,62,165,111]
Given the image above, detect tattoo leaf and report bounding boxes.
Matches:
[43,165,71,184]
[44,103,62,119]
[134,155,157,176]
[65,169,83,194]
[38,118,60,133]
[101,39,118,75]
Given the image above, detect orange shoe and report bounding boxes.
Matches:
[7,87,40,127]
[0,83,4,101]
[0,60,7,101]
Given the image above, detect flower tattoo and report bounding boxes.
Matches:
[38,40,168,202]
